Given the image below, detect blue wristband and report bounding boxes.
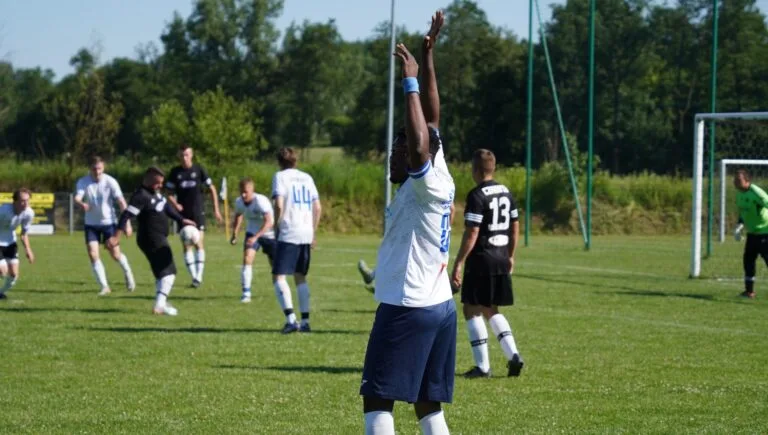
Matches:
[402,77,420,94]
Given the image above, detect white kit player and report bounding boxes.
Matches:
[230,177,276,303]
[0,188,36,300]
[74,156,136,296]
[361,18,456,435]
[271,147,322,334]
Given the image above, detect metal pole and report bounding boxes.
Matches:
[586,0,596,250]
[524,0,534,247]
[69,193,74,234]
[706,0,719,258]
[384,0,396,234]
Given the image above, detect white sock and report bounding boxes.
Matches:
[242,265,253,293]
[155,274,175,308]
[489,314,519,360]
[364,411,395,435]
[184,250,197,279]
[195,249,205,281]
[467,316,490,372]
[273,279,296,323]
[91,260,109,290]
[0,275,17,294]
[419,410,450,435]
[118,254,134,284]
[371,269,376,280]
[298,282,310,324]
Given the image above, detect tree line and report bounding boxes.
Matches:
[1,0,767,175]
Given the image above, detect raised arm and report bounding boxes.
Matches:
[394,43,429,170]
[421,11,444,129]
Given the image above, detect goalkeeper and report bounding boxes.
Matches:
[733,169,768,299]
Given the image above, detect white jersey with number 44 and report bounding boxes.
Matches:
[271,168,319,245]
[0,203,34,247]
[375,157,455,308]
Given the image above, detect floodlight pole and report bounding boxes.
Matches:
[586,0,596,250]
[706,0,719,257]
[384,0,396,234]
[524,0,534,247]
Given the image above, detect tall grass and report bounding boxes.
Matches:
[0,158,695,234]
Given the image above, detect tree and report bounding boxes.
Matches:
[138,99,190,160]
[44,72,124,176]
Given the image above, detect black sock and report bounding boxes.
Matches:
[301,312,310,321]
[745,280,755,293]
[283,308,294,316]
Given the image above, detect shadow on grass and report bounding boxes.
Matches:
[18,288,96,294]
[84,326,368,335]
[516,272,642,293]
[610,290,715,301]
[214,365,361,374]
[113,295,232,301]
[322,308,376,315]
[0,307,128,314]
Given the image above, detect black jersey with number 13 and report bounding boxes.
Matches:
[464,180,519,276]
[166,164,212,218]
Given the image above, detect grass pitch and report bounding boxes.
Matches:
[1,234,766,434]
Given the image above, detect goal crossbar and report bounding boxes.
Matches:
[718,159,768,243]
[690,111,768,278]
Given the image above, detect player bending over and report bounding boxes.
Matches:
[271,147,322,333]
[231,177,276,303]
[361,21,456,435]
[166,145,222,288]
[451,149,524,379]
[74,156,136,296]
[733,169,768,299]
[0,188,35,300]
[108,167,196,315]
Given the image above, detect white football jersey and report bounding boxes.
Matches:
[75,174,124,226]
[271,168,320,245]
[0,203,34,247]
[234,193,275,238]
[375,155,455,308]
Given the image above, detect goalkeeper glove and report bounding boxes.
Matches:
[734,223,745,242]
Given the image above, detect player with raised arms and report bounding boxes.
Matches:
[451,149,525,379]
[0,188,36,300]
[360,11,456,435]
[230,177,276,303]
[74,156,136,296]
[166,145,222,288]
[271,147,322,333]
[107,167,197,316]
[733,168,768,299]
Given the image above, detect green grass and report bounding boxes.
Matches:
[2,234,767,433]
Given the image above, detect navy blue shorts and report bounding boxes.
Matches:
[360,299,457,404]
[272,241,311,276]
[85,225,117,244]
[245,233,276,261]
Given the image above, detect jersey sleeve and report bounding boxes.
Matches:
[74,178,86,200]
[257,195,274,215]
[309,178,320,202]
[752,185,768,208]
[125,191,147,217]
[199,166,213,187]
[408,161,454,204]
[464,190,484,228]
[20,209,34,234]
[109,177,124,199]
[234,198,245,215]
[271,172,286,199]
[165,168,177,191]
[509,195,520,222]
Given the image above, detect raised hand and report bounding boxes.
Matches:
[393,43,419,78]
[423,10,445,50]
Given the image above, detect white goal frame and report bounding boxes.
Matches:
[690,111,768,278]
[718,159,768,243]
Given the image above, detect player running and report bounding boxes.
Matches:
[451,149,525,379]
[166,145,222,288]
[271,147,322,333]
[230,177,276,303]
[74,156,136,296]
[107,167,197,316]
[733,169,768,299]
[0,188,35,300]
[361,13,456,435]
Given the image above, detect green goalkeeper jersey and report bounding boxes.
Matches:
[736,183,768,235]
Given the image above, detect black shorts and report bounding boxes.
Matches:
[0,243,18,260]
[272,242,311,276]
[182,209,206,231]
[745,233,768,262]
[461,273,514,307]
[139,242,176,279]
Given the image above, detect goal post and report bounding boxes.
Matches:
[690,111,768,278]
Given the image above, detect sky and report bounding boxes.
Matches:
[1,0,767,80]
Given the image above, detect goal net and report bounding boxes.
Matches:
[690,112,768,279]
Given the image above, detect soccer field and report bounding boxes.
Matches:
[2,234,766,434]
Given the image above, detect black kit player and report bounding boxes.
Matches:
[166,144,222,288]
[451,149,525,379]
[107,167,197,316]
